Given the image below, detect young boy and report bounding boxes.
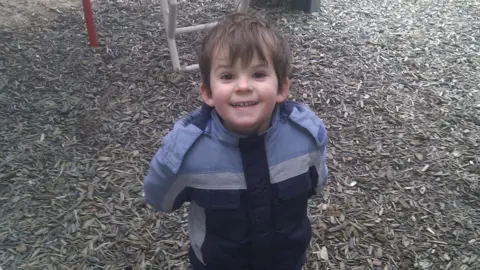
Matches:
[144,12,328,270]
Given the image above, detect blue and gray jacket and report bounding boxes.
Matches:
[144,101,328,270]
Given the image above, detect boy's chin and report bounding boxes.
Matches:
[230,121,267,135]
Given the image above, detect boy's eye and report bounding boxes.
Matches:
[220,73,233,80]
[253,72,266,78]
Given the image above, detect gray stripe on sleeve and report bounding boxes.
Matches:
[178,172,247,190]
[270,151,322,184]
[315,163,326,193]
[161,176,189,211]
[161,172,246,210]
[189,201,206,265]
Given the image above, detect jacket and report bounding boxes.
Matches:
[144,101,328,270]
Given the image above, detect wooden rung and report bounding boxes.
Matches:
[176,22,218,35]
[183,64,199,71]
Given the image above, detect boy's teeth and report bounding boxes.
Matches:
[233,102,257,107]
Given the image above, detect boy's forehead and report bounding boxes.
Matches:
[211,47,272,68]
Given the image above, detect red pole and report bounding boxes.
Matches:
[82,0,98,47]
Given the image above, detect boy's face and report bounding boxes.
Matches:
[200,49,289,135]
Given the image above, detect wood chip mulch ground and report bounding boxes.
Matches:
[0,0,479,269]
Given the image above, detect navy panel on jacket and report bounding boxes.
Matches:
[239,134,274,269]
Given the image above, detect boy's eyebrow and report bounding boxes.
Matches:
[214,64,232,72]
[214,62,268,72]
[251,62,268,68]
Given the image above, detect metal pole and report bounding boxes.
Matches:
[82,0,98,47]
[161,0,181,70]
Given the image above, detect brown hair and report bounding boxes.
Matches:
[198,12,292,95]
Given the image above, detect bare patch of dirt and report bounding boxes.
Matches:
[0,0,80,27]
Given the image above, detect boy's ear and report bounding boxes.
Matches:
[200,83,215,107]
[276,78,290,103]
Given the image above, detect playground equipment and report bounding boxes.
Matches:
[82,0,98,47]
[81,0,250,71]
[81,0,320,71]
[161,0,250,71]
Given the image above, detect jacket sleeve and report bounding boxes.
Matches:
[285,101,329,194]
[143,128,188,213]
[315,125,329,194]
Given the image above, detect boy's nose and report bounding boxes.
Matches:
[235,77,250,91]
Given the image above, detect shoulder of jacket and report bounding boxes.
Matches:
[159,104,213,173]
[279,101,328,147]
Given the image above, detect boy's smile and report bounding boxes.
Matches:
[230,101,259,107]
[200,49,289,135]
